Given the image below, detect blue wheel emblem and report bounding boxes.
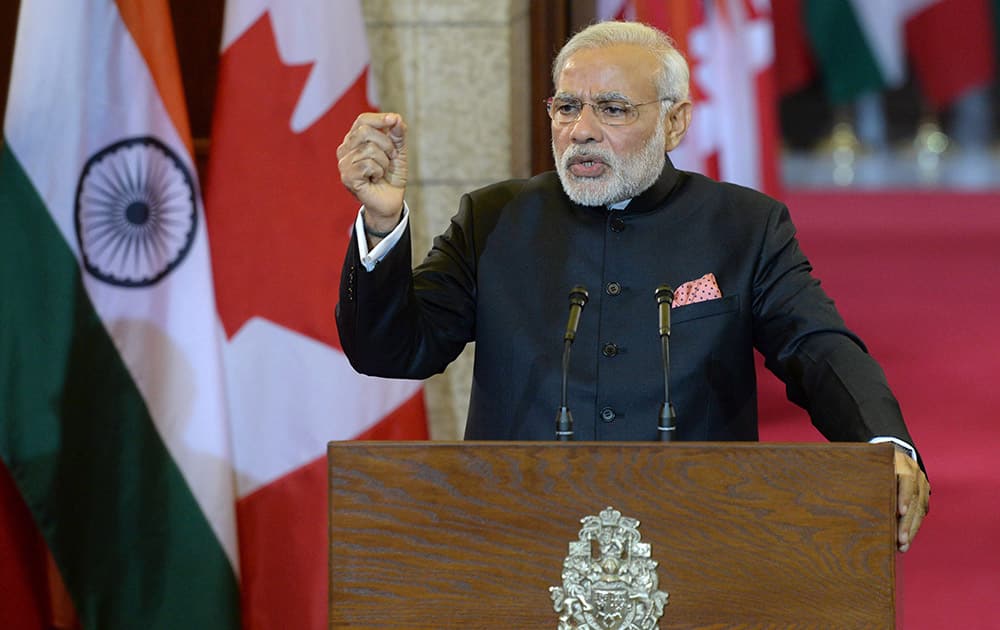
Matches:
[75,136,197,287]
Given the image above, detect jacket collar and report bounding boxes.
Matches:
[614,154,683,215]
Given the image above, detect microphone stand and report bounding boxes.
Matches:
[655,285,677,441]
[555,337,574,441]
[556,286,588,441]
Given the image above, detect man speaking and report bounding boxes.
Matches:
[334,21,929,551]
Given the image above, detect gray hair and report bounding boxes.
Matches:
[552,21,690,103]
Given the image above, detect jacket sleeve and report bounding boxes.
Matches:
[750,203,922,465]
[335,196,480,380]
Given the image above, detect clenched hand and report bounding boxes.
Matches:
[337,112,408,234]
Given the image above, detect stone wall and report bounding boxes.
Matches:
[362,0,532,438]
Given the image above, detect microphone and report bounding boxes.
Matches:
[556,286,589,441]
[654,285,677,441]
[564,285,589,342]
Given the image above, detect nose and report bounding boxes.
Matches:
[569,103,603,144]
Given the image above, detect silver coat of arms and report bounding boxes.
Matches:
[549,507,669,630]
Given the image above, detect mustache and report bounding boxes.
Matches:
[559,145,617,171]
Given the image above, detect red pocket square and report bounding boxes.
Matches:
[672,273,722,307]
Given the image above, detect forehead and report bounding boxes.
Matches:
[556,44,660,99]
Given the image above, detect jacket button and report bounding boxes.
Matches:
[600,407,616,422]
[609,217,626,232]
[602,343,618,357]
[606,281,621,296]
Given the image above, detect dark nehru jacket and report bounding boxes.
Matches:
[337,157,917,448]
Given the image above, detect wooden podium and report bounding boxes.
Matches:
[328,442,898,628]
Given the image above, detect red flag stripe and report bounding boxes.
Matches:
[905,0,996,109]
[0,460,49,630]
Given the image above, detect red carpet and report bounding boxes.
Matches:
[758,190,1000,629]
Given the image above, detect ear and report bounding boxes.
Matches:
[662,100,692,152]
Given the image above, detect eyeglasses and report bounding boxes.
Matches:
[545,96,673,126]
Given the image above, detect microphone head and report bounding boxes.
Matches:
[655,284,674,305]
[568,285,589,308]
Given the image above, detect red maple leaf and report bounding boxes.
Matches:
[205,14,370,350]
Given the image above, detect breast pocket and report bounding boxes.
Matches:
[672,294,740,326]
[669,293,751,433]
[671,293,742,363]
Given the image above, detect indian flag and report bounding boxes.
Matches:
[0,1,240,628]
[804,0,938,103]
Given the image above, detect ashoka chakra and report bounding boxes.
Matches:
[75,136,197,287]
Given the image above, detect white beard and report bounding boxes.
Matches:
[553,123,667,206]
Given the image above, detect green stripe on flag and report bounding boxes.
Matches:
[805,0,887,103]
[0,144,239,629]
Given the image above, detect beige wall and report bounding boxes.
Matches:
[362,0,532,439]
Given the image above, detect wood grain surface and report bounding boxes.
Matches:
[328,442,897,629]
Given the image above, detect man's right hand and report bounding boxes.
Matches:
[337,113,408,233]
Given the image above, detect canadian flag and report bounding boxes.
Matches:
[599,0,781,195]
[204,2,428,628]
